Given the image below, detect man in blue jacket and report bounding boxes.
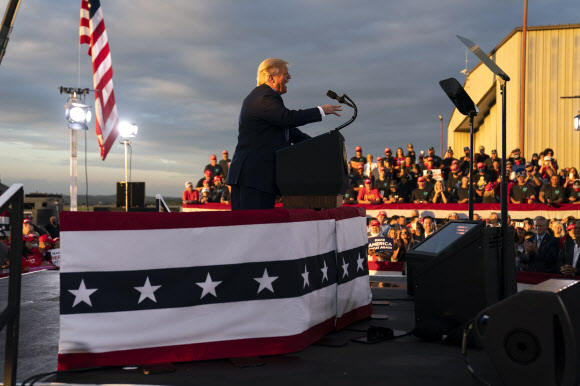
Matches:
[226,58,342,210]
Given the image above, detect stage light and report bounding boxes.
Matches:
[119,121,138,139]
[575,112,580,131]
[65,102,91,130]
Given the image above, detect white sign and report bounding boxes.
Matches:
[424,168,443,181]
[51,249,61,268]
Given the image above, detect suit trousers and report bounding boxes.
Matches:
[231,185,276,210]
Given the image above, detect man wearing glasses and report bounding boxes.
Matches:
[227,58,342,210]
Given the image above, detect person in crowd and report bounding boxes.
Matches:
[406,143,416,164]
[211,175,226,203]
[423,216,436,239]
[182,181,201,205]
[516,231,536,271]
[397,215,407,231]
[393,147,405,170]
[524,162,542,188]
[540,156,557,178]
[483,149,500,170]
[488,212,500,227]
[204,154,224,179]
[196,170,214,191]
[410,177,430,204]
[343,179,358,204]
[521,216,560,273]
[507,148,525,164]
[350,146,366,170]
[511,152,526,176]
[441,148,457,182]
[23,218,34,237]
[504,161,515,181]
[452,176,470,203]
[472,162,492,202]
[376,210,390,235]
[482,183,497,203]
[510,171,536,204]
[383,148,393,165]
[564,168,579,188]
[43,216,59,239]
[391,227,417,263]
[400,156,419,181]
[367,219,382,237]
[220,184,231,204]
[539,175,565,205]
[0,231,8,267]
[429,180,449,203]
[386,228,397,240]
[543,148,559,170]
[357,179,383,204]
[219,150,231,179]
[374,168,391,198]
[551,221,567,248]
[412,222,425,242]
[473,213,481,221]
[447,212,460,221]
[477,145,490,163]
[426,146,443,168]
[384,180,406,203]
[558,220,580,276]
[458,147,472,176]
[446,164,462,194]
[423,169,435,191]
[348,164,365,192]
[568,180,580,204]
[22,234,43,272]
[565,222,576,243]
[38,234,53,262]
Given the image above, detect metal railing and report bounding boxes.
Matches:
[0,184,23,386]
[155,193,171,213]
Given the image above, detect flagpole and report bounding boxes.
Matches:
[70,125,78,212]
[124,140,129,212]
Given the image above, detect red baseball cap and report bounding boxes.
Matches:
[222,150,228,154]
[203,180,209,185]
[378,210,387,216]
[39,234,52,243]
[477,162,485,168]
[213,176,221,182]
[23,219,30,224]
[370,220,380,227]
[566,223,576,231]
[355,146,362,152]
[377,157,383,162]
[365,179,372,184]
[204,170,211,175]
[210,155,217,160]
[23,235,35,242]
[418,177,425,182]
[385,148,391,153]
[450,164,458,171]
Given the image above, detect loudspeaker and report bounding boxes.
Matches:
[116,182,145,208]
[276,130,349,195]
[475,279,580,386]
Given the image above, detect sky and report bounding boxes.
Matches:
[0,0,579,197]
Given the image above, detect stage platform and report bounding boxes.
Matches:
[0,270,504,386]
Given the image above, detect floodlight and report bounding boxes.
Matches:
[65,102,92,130]
[119,121,138,138]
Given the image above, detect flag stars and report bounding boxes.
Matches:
[254,268,278,294]
[301,265,310,288]
[321,260,329,282]
[196,273,222,299]
[356,252,365,272]
[342,258,349,278]
[69,279,98,307]
[134,277,162,304]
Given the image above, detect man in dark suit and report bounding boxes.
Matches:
[522,216,560,273]
[226,58,342,210]
[559,220,580,276]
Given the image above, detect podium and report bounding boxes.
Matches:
[276,130,349,209]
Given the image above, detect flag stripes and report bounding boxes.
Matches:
[79,0,119,160]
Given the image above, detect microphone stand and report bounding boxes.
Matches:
[334,94,357,131]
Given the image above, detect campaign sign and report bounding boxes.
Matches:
[368,236,394,257]
[424,169,443,181]
[51,249,61,268]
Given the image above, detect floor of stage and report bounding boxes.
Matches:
[0,270,503,386]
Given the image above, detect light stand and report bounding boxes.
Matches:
[60,87,91,212]
[118,122,138,212]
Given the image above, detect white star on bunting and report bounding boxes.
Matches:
[254,268,278,294]
[134,276,162,304]
[302,265,310,288]
[342,258,349,278]
[321,260,329,282]
[357,252,365,271]
[196,273,222,299]
[69,279,97,307]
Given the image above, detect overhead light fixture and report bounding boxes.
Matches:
[119,121,138,139]
[65,102,92,130]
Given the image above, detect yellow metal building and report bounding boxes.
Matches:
[447,24,580,169]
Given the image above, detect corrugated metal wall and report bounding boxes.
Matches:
[448,25,580,169]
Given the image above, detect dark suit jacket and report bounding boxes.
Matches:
[523,233,560,273]
[558,239,580,274]
[226,84,321,194]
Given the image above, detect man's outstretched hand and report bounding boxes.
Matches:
[321,104,342,116]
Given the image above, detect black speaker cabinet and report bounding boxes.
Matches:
[116,182,145,208]
[275,130,349,195]
[475,279,580,386]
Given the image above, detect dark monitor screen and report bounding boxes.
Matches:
[412,222,478,254]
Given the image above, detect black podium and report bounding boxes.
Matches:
[276,130,349,209]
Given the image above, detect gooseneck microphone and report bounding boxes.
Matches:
[326,90,357,131]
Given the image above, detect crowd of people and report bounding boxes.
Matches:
[182,151,232,205]
[366,209,580,276]
[345,144,580,205]
[0,215,60,272]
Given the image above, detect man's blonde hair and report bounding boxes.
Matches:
[257,58,289,86]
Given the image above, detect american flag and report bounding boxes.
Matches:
[57,208,371,370]
[79,0,119,161]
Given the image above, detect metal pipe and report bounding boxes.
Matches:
[124,140,128,212]
[519,0,528,156]
[70,128,78,212]
[468,113,475,220]
[501,80,509,284]
[439,115,443,156]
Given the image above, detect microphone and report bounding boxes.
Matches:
[327,90,354,108]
